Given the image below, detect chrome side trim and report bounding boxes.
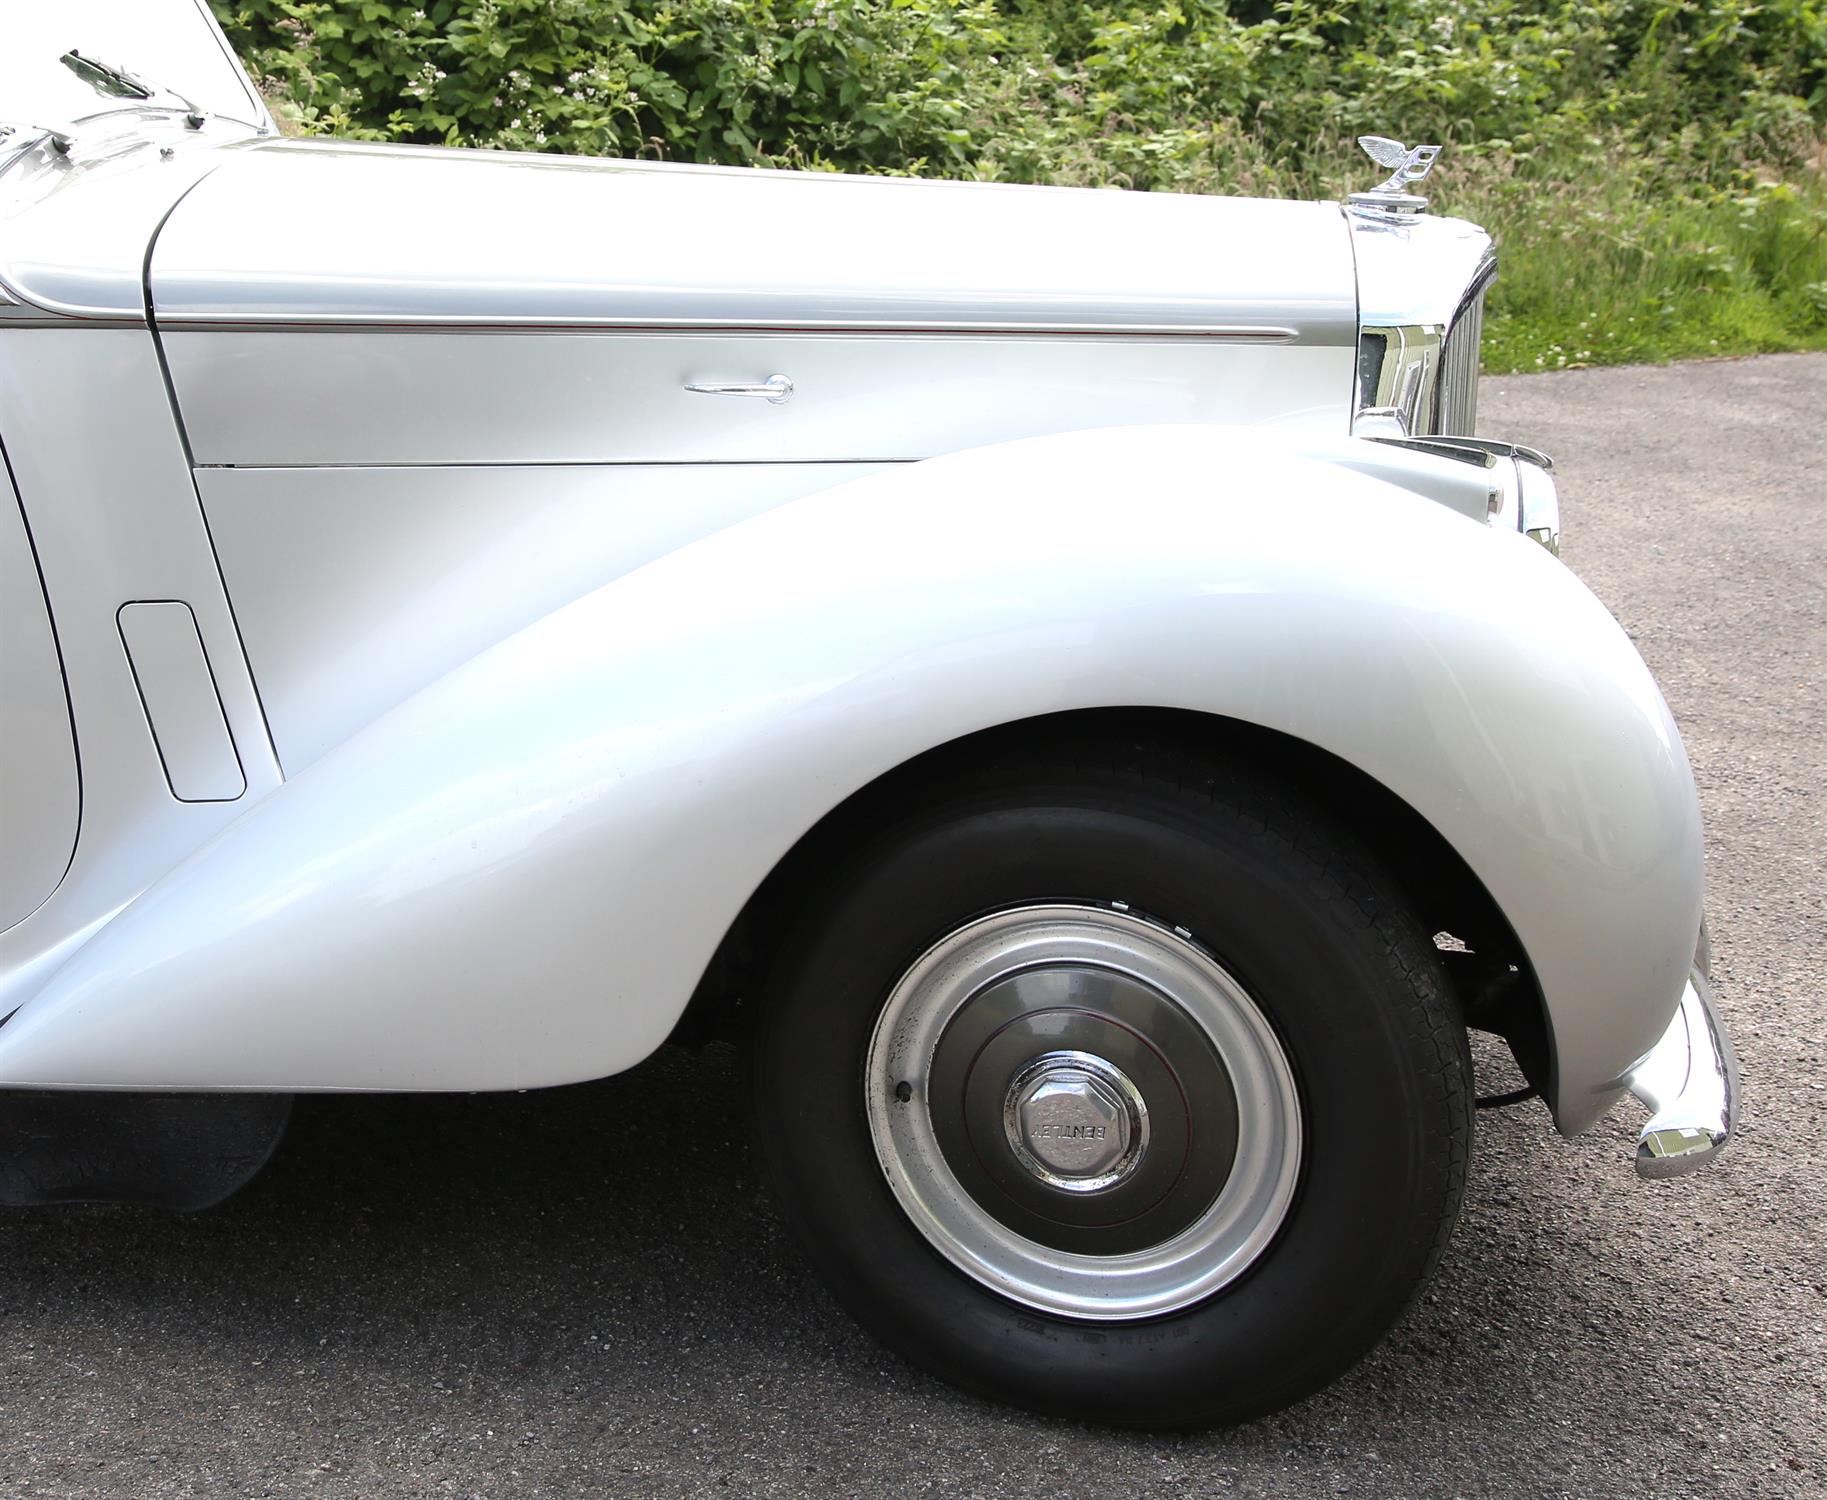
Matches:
[0,310,147,328]
[184,0,280,136]
[1366,435,1552,472]
[1626,970,1737,1179]
[148,316,1305,340]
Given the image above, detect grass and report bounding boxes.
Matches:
[1458,154,1827,374]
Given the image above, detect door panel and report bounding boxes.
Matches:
[0,450,78,930]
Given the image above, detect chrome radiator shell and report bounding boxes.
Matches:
[1348,205,1496,438]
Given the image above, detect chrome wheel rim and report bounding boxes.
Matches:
[865,903,1302,1321]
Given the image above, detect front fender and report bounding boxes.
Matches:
[0,426,1700,1130]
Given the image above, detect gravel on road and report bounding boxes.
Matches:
[2,354,1823,1499]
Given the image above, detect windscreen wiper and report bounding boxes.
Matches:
[60,49,207,129]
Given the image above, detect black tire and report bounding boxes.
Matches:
[753,736,1471,1429]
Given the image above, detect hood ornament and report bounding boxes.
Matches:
[1350,136,1440,215]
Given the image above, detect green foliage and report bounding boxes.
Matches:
[1471,167,1827,370]
[210,1,1827,370]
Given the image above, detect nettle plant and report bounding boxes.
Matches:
[213,0,1026,169]
[213,1,1826,181]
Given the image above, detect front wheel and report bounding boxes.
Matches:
[754,744,1472,1429]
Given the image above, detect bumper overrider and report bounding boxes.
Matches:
[1623,968,1738,1178]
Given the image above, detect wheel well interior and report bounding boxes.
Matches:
[670,707,1551,1091]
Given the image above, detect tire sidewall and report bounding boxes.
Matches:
[757,780,1463,1428]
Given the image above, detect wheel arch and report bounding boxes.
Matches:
[672,706,1552,1093]
[0,427,1687,1117]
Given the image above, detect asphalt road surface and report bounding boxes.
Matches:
[2,355,1823,1499]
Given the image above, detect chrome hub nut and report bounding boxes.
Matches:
[1004,1052,1148,1192]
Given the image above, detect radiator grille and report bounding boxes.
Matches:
[1435,290,1485,435]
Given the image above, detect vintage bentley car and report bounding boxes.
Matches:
[1,0,1734,1429]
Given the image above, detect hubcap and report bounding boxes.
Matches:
[1003,1050,1149,1192]
[865,904,1302,1321]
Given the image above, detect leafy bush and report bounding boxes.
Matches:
[210,1,1827,370]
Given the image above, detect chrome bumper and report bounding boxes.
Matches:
[1625,970,1738,1178]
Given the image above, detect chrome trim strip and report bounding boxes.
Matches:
[1626,969,1737,1179]
[185,0,280,136]
[0,314,148,329]
[149,317,1306,340]
[1366,435,1552,472]
[0,266,146,325]
[190,457,909,471]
